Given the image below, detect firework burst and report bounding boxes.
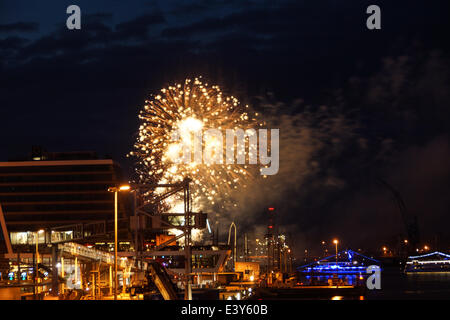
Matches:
[128,77,261,212]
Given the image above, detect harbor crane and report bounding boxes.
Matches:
[377,178,420,251]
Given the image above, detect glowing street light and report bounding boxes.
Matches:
[107,184,131,300]
[333,239,338,265]
[35,229,44,263]
[107,185,131,193]
[34,229,44,299]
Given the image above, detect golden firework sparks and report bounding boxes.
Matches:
[128,77,262,211]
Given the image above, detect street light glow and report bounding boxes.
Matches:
[108,185,132,192]
[105,185,131,300]
[333,239,339,264]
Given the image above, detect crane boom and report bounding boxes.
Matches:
[377,179,420,248]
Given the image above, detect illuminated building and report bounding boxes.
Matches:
[0,148,134,294]
[0,148,131,251]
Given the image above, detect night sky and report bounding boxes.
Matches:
[1,0,449,256]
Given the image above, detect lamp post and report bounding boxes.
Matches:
[108,184,131,300]
[35,229,44,263]
[34,229,44,299]
[333,239,338,265]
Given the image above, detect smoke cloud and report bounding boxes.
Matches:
[213,49,450,258]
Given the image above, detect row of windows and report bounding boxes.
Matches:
[10,231,46,245]
[0,192,113,203]
[6,213,113,222]
[0,164,116,174]
[3,203,114,212]
[0,173,114,183]
[0,183,114,193]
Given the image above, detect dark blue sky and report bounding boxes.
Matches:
[1,0,449,253]
[1,0,447,161]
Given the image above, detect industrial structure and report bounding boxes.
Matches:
[0,148,129,233]
[378,178,420,255]
[0,148,310,300]
[0,148,237,300]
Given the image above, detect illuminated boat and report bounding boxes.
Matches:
[297,249,380,275]
[404,251,450,273]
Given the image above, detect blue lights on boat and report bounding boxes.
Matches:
[297,249,381,274]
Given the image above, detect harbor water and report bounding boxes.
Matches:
[366,266,450,300]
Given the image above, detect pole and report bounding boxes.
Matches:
[114,191,118,300]
[335,242,338,288]
[61,257,65,295]
[335,243,338,265]
[184,182,192,300]
[234,226,237,268]
[289,253,292,273]
[266,237,270,282]
[17,251,20,284]
[91,272,95,299]
[35,232,39,298]
[244,233,248,262]
[75,257,78,287]
[278,240,282,271]
[0,204,13,255]
[122,268,127,294]
[33,251,36,299]
[52,245,59,296]
[35,232,39,264]
[109,265,113,296]
[133,191,138,268]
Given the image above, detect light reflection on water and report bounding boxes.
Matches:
[300,274,366,286]
[366,267,450,300]
[299,267,450,300]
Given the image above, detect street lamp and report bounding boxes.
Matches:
[321,241,327,257]
[108,184,131,300]
[35,229,44,264]
[333,239,338,265]
[34,229,44,299]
